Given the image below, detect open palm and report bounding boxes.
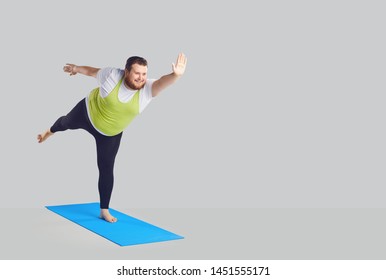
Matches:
[172,53,187,76]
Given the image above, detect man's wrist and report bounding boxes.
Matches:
[172,72,182,78]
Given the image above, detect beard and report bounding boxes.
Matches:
[124,78,145,90]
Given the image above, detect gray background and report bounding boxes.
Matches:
[3,208,386,260]
[0,0,386,259]
[0,0,385,260]
[2,0,384,209]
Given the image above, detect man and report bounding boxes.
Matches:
[37,53,187,223]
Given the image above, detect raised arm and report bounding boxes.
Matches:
[151,53,187,97]
[63,64,100,78]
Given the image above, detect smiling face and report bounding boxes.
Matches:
[124,64,147,90]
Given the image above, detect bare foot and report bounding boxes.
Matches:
[100,209,118,223]
[37,129,54,143]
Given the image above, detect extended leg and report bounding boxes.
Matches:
[37,99,89,143]
[37,129,54,143]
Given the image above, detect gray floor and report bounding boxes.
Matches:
[1,208,385,260]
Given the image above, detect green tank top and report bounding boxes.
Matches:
[88,78,140,136]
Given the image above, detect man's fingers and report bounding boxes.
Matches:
[63,63,74,72]
[179,53,185,63]
[178,53,187,66]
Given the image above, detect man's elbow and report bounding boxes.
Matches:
[90,68,100,78]
[151,90,160,98]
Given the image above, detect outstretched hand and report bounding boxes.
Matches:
[172,53,187,77]
[63,63,78,76]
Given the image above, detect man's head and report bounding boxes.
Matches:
[124,56,148,90]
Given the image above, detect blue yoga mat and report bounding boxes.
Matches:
[46,202,183,246]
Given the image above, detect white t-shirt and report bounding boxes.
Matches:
[89,67,154,113]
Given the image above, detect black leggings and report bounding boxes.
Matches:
[50,98,122,209]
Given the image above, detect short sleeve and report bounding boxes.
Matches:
[139,79,156,113]
[97,68,123,98]
[96,67,114,85]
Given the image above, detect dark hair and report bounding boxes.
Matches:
[125,56,148,71]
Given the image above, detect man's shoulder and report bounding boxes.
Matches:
[98,67,123,83]
[102,67,123,77]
